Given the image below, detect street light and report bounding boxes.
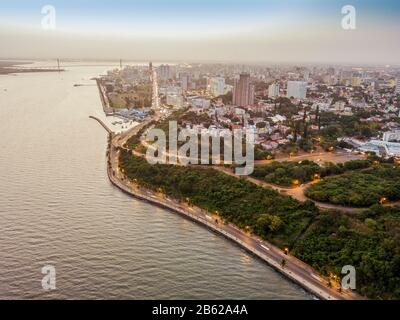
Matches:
[292,179,300,187]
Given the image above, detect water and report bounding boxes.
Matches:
[0,62,310,299]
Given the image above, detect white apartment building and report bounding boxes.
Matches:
[286,81,307,99]
[268,82,280,97]
[209,77,226,97]
[383,130,400,142]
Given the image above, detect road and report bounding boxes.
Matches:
[211,166,362,213]
[100,129,362,300]
[256,150,364,165]
[151,68,160,110]
[106,135,361,300]
[91,73,362,300]
[140,137,363,213]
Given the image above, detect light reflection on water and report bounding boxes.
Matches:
[0,62,310,299]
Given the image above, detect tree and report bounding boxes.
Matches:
[257,214,282,233]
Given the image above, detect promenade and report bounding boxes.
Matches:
[91,117,361,300]
[90,70,362,300]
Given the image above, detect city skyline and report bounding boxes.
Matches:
[1,0,400,306]
[1,0,400,64]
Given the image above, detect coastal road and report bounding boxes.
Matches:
[106,130,361,300]
[93,76,362,299]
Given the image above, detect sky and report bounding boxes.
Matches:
[0,0,399,64]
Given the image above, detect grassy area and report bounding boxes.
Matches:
[252,159,371,187]
[293,205,400,299]
[118,109,400,299]
[305,164,400,207]
[124,121,156,151]
[252,160,322,187]
[119,149,318,249]
[109,84,152,109]
[119,149,400,299]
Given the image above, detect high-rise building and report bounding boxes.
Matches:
[179,73,190,91]
[158,64,171,81]
[233,73,254,107]
[286,81,307,99]
[395,79,400,94]
[268,82,280,98]
[209,77,226,97]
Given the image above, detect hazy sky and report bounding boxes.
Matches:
[1,0,399,64]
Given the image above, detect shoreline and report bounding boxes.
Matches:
[91,74,362,300]
[105,136,338,300]
[93,120,360,300]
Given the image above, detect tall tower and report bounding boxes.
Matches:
[233,73,254,107]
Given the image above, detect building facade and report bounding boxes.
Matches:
[209,77,226,97]
[268,82,280,97]
[286,81,307,99]
[158,64,171,81]
[233,73,255,107]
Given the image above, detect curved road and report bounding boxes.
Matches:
[89,117,362,300]
[91,70,363,300]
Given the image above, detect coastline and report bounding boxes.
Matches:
[91,70,362,300]
[0,61,63,75]
[92,118,360,300]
